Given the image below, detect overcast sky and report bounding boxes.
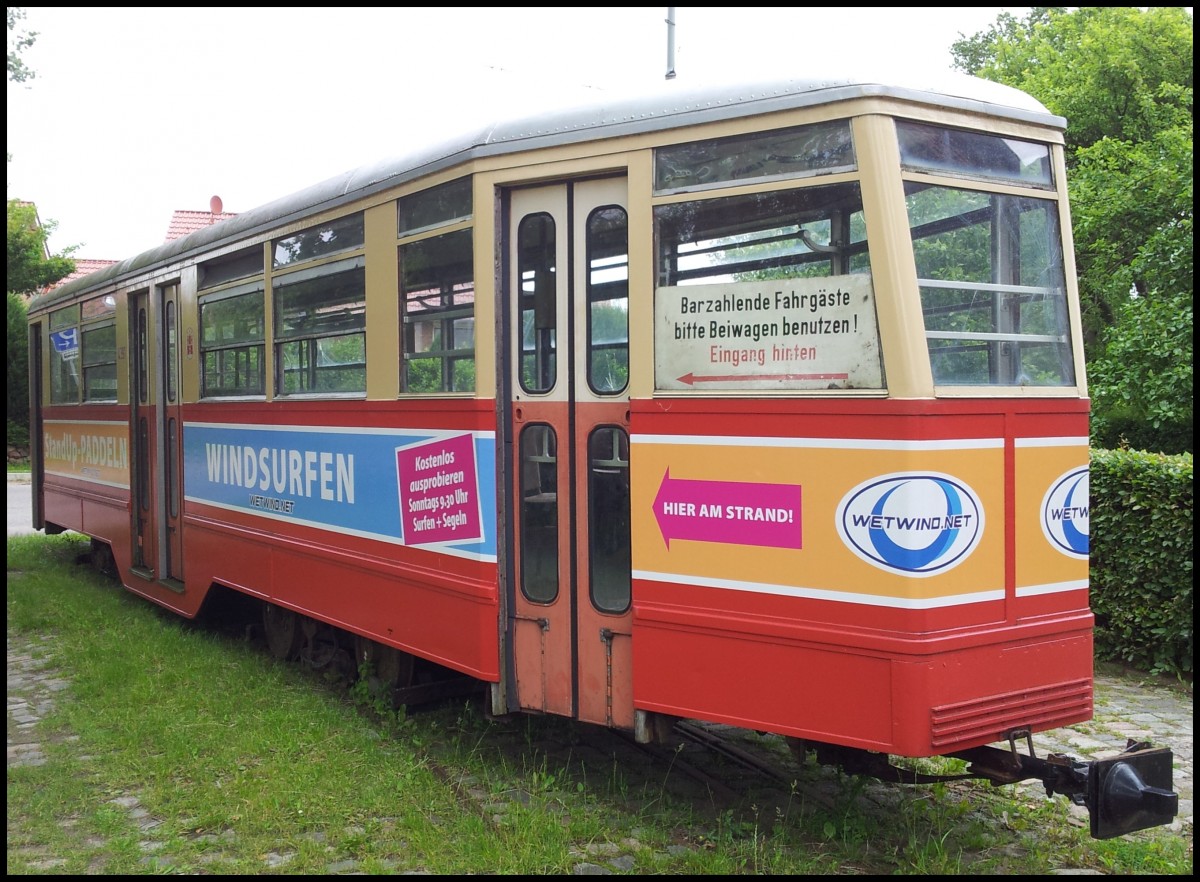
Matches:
[7,7,1027,260]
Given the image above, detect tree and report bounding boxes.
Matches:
[7,292,30,449]
[8,200,75,294]
[9,9,79,454]
[952,7,1193,452]
[7,7,36,84]
[8,201,75,452]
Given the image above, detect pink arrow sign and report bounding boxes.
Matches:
[653,469,802,550]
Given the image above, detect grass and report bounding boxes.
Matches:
[6,532,1193,875]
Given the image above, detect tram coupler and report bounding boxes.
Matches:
[951,733,1178,839]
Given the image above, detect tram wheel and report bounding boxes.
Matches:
[786,736,808,765]
[355,635,416,690]
[89,538,117,578]
[262,603,304,660]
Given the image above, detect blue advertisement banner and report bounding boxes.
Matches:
[183,422,497,561]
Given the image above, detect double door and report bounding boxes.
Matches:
[505,178,634,727]
[131,284,184,588]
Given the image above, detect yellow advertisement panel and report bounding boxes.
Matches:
[1015,437,1089,596]
[43,420,130,488]
[631,435,1006,608]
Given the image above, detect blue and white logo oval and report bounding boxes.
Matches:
[837,473,984,577]
[1041,467,1089,558]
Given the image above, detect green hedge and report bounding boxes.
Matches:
[1089,448,1193,679]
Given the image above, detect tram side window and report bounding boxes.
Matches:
[81,323,118,401]
[653,182,883,392]
[46,298,118,404]
[400,231,475,393]
[274,258,367,395]
[78,293,118,402]
[899,123,1073,387]
[398,179,475,394]
[48,305,81,404]
[199,285,266,397]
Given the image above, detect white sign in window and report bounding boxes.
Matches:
[654,274,882,391]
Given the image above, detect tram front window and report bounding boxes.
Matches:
[906,183,1074,387]
[654,183,869,286]
[899,121,1074,388]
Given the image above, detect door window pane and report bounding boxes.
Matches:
[518,214,557,394]
[588,426,630,613]
[520,424,559,604]
[586,207,629,394]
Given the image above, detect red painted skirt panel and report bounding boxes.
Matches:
[633,582,1093,755]
[182,509,500,681]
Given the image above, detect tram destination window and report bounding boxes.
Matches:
[897,121,1053,189]
[274,214,365,268]
[399,177,472,236]
[399,180,475,394]
[655,120,855,193]
[199,245,264,288]
[199,283,266,397]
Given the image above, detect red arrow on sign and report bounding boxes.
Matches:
[676,372,849,385]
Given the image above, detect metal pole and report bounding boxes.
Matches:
[665,7,676,80]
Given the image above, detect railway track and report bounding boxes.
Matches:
[565,717,852,822]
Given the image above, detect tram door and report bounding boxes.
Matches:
[506,179,634,728]
[130,284,185,586]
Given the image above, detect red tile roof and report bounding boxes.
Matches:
[164,209,238,241]
[32,198,239,296]
[59,258,120,284]
[38,258,120,296]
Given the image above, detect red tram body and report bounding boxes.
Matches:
[28,70,1175,837]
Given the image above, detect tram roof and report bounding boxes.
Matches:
[32,68,1064,311]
